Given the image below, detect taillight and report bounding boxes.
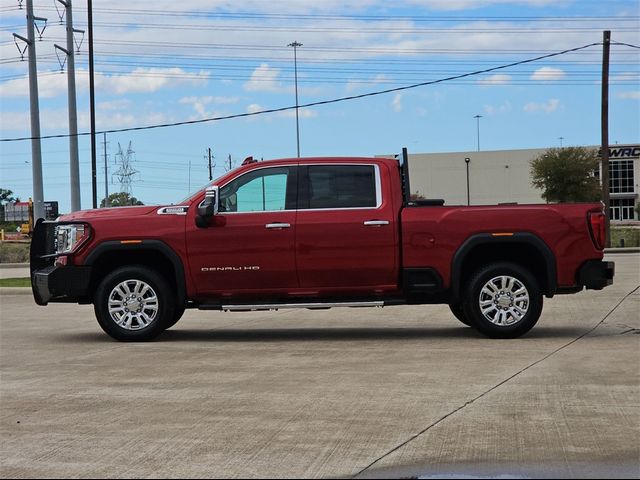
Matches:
[588,211,606,250]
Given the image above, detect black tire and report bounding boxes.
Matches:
[462,262,543,339]
[165,304,186,330]
[449,303,472,326]
[94,265,175,342]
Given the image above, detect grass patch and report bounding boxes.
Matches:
[0,277,31,287]
[0,242,30,263]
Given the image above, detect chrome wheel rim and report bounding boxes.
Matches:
[108,279,159,330]
[479,275,529,326]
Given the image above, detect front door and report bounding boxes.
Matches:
[186,166,298,296]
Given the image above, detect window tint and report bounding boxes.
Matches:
[304,165,377,209]
[219,167,289,213]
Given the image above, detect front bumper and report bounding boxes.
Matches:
[30,218,91,305]
[32,265,92,305]
[577,260,615,290]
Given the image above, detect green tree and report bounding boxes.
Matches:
[100,192,144,207]
[0,188,20,220]
[530,147,602,203]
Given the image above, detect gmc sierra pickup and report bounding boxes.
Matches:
[30,150,614,341]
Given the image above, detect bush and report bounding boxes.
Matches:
[0,242,30,263]
[610,227,640,248]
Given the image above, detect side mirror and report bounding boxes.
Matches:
[195,186,219,228]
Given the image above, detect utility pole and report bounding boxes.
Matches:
[102,132,109,207]
[288,41,303,157]
[88,0,97,208]
[601,30,611,247]
[474,114,482,152]
[13,0,46,220]
[54,0,83,212]
[558,136,564,147]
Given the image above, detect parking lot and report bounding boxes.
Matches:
[1,253,638,478]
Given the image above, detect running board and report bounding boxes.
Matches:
[200,301,386,312]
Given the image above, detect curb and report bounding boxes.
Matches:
[0,287,32,295]
[605,247,640,254]
[0,263,29,268]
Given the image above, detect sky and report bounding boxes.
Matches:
[0,0,639,213]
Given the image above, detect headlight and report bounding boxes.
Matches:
[55,224,90,254]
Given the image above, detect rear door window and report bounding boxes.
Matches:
[302,165,378,209]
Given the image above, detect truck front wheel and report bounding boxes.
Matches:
[462,262,543,339]
[94,266,175,341]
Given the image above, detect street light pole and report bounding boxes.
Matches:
[474,115,482,152]
[288,41,302,158]
[465,157,471,206]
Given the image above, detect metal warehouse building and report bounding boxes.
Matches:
[381,144,639,222]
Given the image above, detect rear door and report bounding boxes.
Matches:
[295,163,397,290]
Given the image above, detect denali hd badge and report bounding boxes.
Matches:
[202,266,260,272]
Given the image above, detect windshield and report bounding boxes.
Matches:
[174,170,230,205]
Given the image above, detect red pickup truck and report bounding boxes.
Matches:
[30,151,614,341]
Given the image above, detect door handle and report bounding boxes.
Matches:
[265,223,291,229]
[363,220,390,226]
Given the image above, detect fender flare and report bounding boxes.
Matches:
[450,232,557,302]
[83,240,187,306]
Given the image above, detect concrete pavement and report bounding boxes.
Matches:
[0,253,638,478]
[0,264,29,280]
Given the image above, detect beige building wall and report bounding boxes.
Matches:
[406,147,547,206]
[379,144,640,220]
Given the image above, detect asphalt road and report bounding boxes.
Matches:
[1,253,638,479]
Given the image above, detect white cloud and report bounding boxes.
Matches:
[244,64,288,93]
[245,103,316,121]
[524,99,561,113]
[392,93,402,112]
[477,74,512,86]
[616,91,640,100]
[484,101,512,115]
[179,96,239,105]
[278,108,318,119]
[0,68,210,99]
[530,67,566,82]
[0,107,170,132]
[97,99,133,111]
[346,74,390,93]
[179,95,239,118]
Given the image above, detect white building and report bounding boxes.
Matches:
[381,144,639,221]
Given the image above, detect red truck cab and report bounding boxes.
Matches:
[31,153,614,341]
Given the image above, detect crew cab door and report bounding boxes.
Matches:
[186,166,298,295]
[295,163,398,290]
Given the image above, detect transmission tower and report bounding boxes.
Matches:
[112,141,139,196]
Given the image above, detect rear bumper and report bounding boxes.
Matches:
[32,265,92,305]
[577,260,615,290]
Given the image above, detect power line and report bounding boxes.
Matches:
[29,5,640,22]
[0,41,605,143]
[612,41,640,49]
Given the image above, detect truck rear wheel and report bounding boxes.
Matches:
[462,262,543,339]
[94,266,175,341]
